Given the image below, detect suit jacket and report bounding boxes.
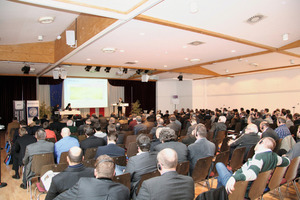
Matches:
[133,123,147,135]
[80,136,105,154]
[95,143,125,159]
[167,122,181,132]
[210,122,227,138]
[154,141,188,163]
[230,132,260,159]
[45,164,94,200]
[262,127,279,141]
[188,138,215,173]
[28,125,42,135]
[54,177,130,200]
[124,152,157,195]
[23,140,54,180]
[13,134,37,166]
[187,124,197,135]
[136,171,194,200]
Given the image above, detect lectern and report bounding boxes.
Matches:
[112,103,129,116]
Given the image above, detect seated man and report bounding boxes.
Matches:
[260,121,279,142]
[210,116,227,139]
[124,134,157,198]
[55,127,79,163]
[80,126,105,154]
[154,128,188,163]
[137,148,194,200]
[216,137,290,197]
[228,124,260,160]
[20,128,54,189]
[275,117,291,139]
[188,124,215,174]
[133,116,147,135]
[54,155,130,200]
[45,147,94,200]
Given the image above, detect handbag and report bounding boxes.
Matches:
[4,153,12,165]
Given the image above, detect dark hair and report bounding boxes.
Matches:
[107,131,118,141]
[159,128,177,142]
[42,121,50,129]
[36,128,46,140]
[136,134,151,152]
[93,122,101,131]
[84,126,95,136]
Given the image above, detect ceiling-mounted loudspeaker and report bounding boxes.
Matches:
[141,74,149,82]
[53,70,59,79]
[66,30,76,46]
[60,69,67,79]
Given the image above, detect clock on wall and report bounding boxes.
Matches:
[28,107,38,117]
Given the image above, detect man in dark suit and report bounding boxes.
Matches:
[80,126,105,154]
[54,155,130,200]
[154,128,188,163]
[20,128,54,189]
[260,121,279,141]
[210,116,227,139]
[188,124,215,174]
[11,127,37,179]
[45,146,94,200]
[28,119,42,135]
[166,115,181,134]
[124,134,157,198]
[95,131,125,159]
[133,116,147,135]
[137,148,194,200]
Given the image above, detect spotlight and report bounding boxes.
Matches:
[95,66,101,72]
[123,68,128,74]
[136,69,143,75]
[21,65,30,74]
[178,75,183,81]
[85,65,92,72]
[144,70,149,74]
[104,67,111,73]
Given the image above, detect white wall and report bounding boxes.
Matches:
[193,68,300,113]
[156,79,193,113]
[156,68,300,114]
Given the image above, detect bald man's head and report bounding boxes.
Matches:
[68,146,83,164]
[157,148,178,169]
[61,127,71,137]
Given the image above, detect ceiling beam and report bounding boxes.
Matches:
[194,64,300,80]
[0,41,54,63]
[278,40,300,50]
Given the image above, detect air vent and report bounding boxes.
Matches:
[246,14,266,24]
[188,41,204,46]
[125,61,137,65]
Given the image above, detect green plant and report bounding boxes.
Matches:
[39,101,52,119]
[130,100,142,115]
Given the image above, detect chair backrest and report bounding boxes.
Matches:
[212,151,230,177]
[245,145,255,161]
[230,147,246,172]
[113,173,131,190]
[192,156,213,183]
[180,129,187,137]
[248,170,273,200]
[45,138,56,143]
[120,124,129,131]
[31,153,55,176]
[136,170,160,195]
[215,131,226,145]
[40,163,68,177]
[284,156,300,183]
[234,122,242,133]
[206,131,214,141]
[84,147,98,160]
[220,137,230,153]
[77,135,87,143]
[176,161,190,175]
[125,135,137,149]
[113,155,127,166]
[59,151,69,164]
[82,159,96,168]
[268,166,288,190]
[273,138,282,153]
[127,142,138,157]
[228,181,248,200]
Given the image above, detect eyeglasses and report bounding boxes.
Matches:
[259,140,264,144]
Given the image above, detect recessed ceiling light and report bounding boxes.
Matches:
[238,58,243,62]
[225,69,229,73]
[246,14,266,24]
[190,58,201,62]
[119,49,125,53]
[38,35,43,41]
[102,47,116,53]
[290,59,294,64]
[231,50,236,53]
[139,33,145,36]
[38,16,55,24]
[184,58,189,61]
[86,58,91,61]
[182,46,188,49]
[57,35,61,40]
[249,62,259,67]
[164,65,168,68]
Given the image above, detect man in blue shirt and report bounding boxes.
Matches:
[275,117,291,139]
[55,127,79,163]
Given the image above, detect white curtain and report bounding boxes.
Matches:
[106,83,124,117]
[38,85,50,107]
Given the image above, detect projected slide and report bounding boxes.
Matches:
[64,78,108,108]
